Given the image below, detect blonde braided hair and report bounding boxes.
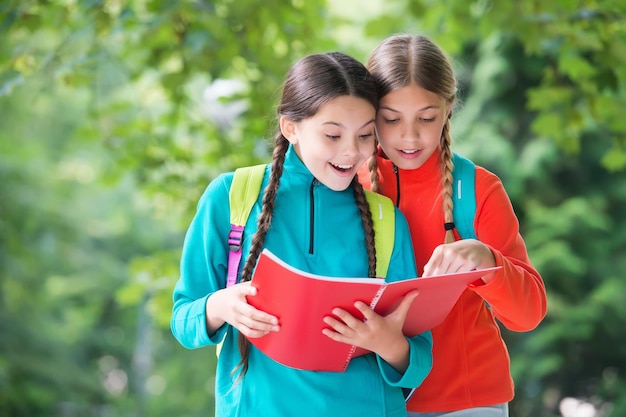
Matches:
[440,118,456,243]
[367,34,458,243]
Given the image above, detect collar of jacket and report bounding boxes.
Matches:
[283,144,319,186]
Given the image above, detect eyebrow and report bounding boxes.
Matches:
[381,105,440,112]
[322,119,376,129]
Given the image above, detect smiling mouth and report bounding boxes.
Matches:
[400,149,418,154]
[330,162,354,172]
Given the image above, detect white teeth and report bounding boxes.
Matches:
[401,149,418,154]
[331,163,353,169]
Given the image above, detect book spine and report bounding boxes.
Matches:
[342,285,387,370]
[369,285,386,309]
[343,344,358,371]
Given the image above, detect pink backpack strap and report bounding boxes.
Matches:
[226,225,245,287]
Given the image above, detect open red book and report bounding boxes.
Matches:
[246,249,500,372]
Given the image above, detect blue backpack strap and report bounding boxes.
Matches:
[451,153,477,239]
[227,164,267,287]
[451,154,491,310]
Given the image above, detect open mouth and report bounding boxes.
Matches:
[397,149,421,159]
[329,162,354,173]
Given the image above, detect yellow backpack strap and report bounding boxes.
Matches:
[229,164,267,226]
[226,164,267,287]
[364,190,395,278]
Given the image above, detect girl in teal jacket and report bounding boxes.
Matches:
[171,52,433,417]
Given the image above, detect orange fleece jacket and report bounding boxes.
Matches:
[358,150,547,412]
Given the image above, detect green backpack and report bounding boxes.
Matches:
[225,164,396,287]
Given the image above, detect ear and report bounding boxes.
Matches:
[279,116,298,144]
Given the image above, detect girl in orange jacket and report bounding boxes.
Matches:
[358,33,548,417]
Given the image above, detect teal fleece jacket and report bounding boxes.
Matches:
[171,146,433,417]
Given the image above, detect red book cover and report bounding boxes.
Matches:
[246,249,500,372]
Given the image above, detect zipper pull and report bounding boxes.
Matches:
[393,165,400,206]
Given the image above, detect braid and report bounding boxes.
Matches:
[240,136,288,282]
[235,134,289,379]
[352,178,377,278]
[440,120,455,244]
[368,152,381,194]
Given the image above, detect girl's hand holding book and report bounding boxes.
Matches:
[205,282,281,338]
[321,290,420,372]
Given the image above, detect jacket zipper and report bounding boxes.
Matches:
[393,165,401,207]
[309,179,317,254]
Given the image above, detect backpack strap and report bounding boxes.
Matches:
[227,164,267,287]
[364,190,395,278]
[451,154,491,311]
[451,153,477,239]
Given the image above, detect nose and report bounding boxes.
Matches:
[402,120,420,142]
[342,137,360,156]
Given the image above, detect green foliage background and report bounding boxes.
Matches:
[1,1,625,416]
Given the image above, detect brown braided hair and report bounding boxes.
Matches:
[233,52,380,378]
[351,177,377,277]
[366,34,458,243]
